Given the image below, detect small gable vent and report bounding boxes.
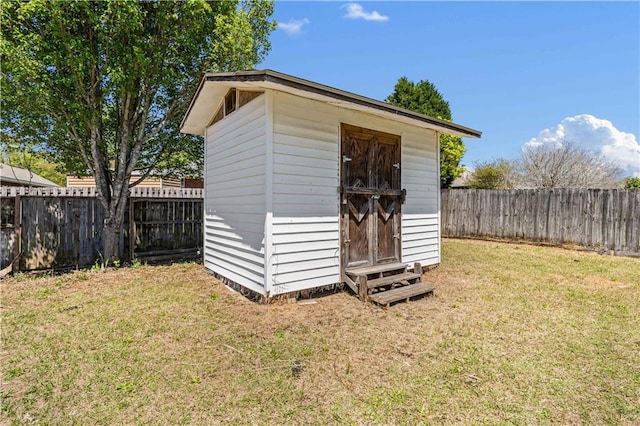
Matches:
[210,88,263,126]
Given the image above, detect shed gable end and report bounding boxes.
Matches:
[209,88,264,127]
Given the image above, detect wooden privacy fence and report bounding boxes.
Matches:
[1,187,203,271]
[441,189,640,256]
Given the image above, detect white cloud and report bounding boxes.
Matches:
[343,3,389,22]
[526,114,640,177]
[277,18,310,36]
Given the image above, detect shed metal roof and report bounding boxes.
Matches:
[180,69,482,139]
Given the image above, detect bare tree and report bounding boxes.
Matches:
[520,142,622,188]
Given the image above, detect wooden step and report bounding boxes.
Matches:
[366,271,421,289]
[345,262,407,277]
[369,282,435,307]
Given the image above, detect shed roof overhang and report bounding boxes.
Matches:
[180,69,482,139]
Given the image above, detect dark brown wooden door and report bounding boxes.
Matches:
[341,124,402,269]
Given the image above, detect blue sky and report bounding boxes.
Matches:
[259,1,640,176]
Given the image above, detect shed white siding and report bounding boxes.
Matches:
[400,129,441,266]
[268,91,440,294]
[270,91,341,294]
[204,94,267,294]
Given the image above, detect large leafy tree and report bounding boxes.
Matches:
[1,0,275,262]
[386,77,466,188]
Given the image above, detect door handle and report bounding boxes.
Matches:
[371,194,380,200]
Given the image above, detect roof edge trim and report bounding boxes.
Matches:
[183,70,482,138]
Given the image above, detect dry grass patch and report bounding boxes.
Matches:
[1,240,639,424]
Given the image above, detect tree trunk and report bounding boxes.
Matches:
[100,193,129,265]
[102,200,124,265]
[102,218,121,264]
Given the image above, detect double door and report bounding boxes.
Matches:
[341,124,403,269]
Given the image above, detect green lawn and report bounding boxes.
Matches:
[2,239,639,424]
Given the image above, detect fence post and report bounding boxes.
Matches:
[129,196,135,261]
[13,195,22,273]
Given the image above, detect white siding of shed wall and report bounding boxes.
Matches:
[204,95,267,294]
[271,91,341,294]
[269,91,440,294]
[400,129,441,266]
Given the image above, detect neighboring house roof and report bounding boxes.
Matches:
[0,163,59,187]
[181,69,482,139]
[450,170,472,188]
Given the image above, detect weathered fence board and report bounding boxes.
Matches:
[131,198,203,259]
[1,197,17,268]
[0,188,203,271]
[441,189,640,255]
[19,196,105,270]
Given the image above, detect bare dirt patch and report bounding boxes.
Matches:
[584,275,632,289]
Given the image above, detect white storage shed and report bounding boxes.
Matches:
[181,70,481,304]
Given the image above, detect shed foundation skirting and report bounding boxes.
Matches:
[212,269,345,303]
[212,271,267,303]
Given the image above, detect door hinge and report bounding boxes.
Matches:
[393,234,400,239]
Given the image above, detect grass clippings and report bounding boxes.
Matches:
[1,239,639,424]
